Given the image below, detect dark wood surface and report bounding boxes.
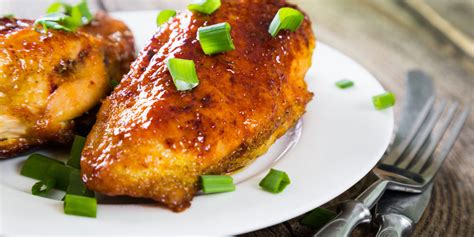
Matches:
[2,0,473,236]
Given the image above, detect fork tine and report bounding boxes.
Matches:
[382,96,435,165]
[408,101,459,173]
[396,99,447,169]
[421,106,470,181]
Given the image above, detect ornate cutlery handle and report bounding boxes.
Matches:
[314,179,390,237]
[313,200,371,237]
[376,213,413,237]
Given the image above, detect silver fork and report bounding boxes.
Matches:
[315,80,470,236]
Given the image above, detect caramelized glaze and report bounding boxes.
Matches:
[0,12,135,158]
[81,0,315,211]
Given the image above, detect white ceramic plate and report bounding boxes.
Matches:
[0,10,393,235]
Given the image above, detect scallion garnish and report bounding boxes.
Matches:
[20,153,64,180]
[35,0,93,32]
[198,22,235,55]
[156,10,176,26]
[166,58,200,91]
[64,194,97,218]
[67,135,86,169]
[200,175,235,194]
[335,79,354,89]
[372,92,396,110]
[268,7,304,37]
[67,170,94,197]
[2,14,14,19]
[110,79,120,88]
[45,163,76,191]
[300,208,337,229]
[259,169,290,193]
[34,13,74,32]
[31,178,56,196]
[188,0,221,15]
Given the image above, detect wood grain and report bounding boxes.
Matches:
[1,0,472,236]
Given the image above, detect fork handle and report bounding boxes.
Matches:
[313,200,371,237]
[376,213,413,237]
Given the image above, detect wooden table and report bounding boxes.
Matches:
[2,0,473,236]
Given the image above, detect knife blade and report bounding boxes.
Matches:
[382,70,435,164]
[375,183,433,237]
[393,70,435,145]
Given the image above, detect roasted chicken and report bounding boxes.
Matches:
[0,12,135,158]
[81,0,315,211]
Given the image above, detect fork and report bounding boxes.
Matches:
[315,92,470,236]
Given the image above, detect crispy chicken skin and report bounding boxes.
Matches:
[0,12,135,158]
[81,0,315,211]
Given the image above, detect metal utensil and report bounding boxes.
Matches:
[375,183,433,237]
[315,70,470,237]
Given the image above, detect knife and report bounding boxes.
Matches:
[375,183,433,237]
[391,70,434,147]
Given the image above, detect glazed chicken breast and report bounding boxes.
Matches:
[81,0,315,211]
[0,12,135,158]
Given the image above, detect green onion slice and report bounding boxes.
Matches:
[166,58,200,91]
[300,208,337,229]
[67,135,86,169]
[268,7,304,37]
[372,92,396,110]
[67,170,94,197]
[2,14,15,19]
[259,169,290,193]
[156,10,176,26]
[45,163,76,191]
[335,79,354,89]
[198,22,235,55]
[200,175,235,194]
[36,0,93,32]
[31,178,56,196]
[21,153,64,180]
[110,79,120,88]
[188,0,221,15]
[64,194,97,218]
[34,13,74,32]
[75,0,93,24]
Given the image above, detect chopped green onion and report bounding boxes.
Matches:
[156,10,176,26]
[300,208,337,229]
[268,7,304,37]
[67,170,94,197]
[110,79,120,88]
[36,0,93,32]
[67,135,86,169]
[2,14,14,19]
[200,175,235,194]
[75,0,93,24]
[64,194,97,218]
[335,79,354,89]
[372,92,396,110]
[31,178,56,196]
[198,22,235,55]
[166,58,200,91]
[188,0,221,15]
[34,13,74,32]
[45,163,76,191]
[259,169,290,193]
[21,153,64,180]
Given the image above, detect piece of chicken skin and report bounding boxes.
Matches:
[81,0,315,211]
[0,12,135,158]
